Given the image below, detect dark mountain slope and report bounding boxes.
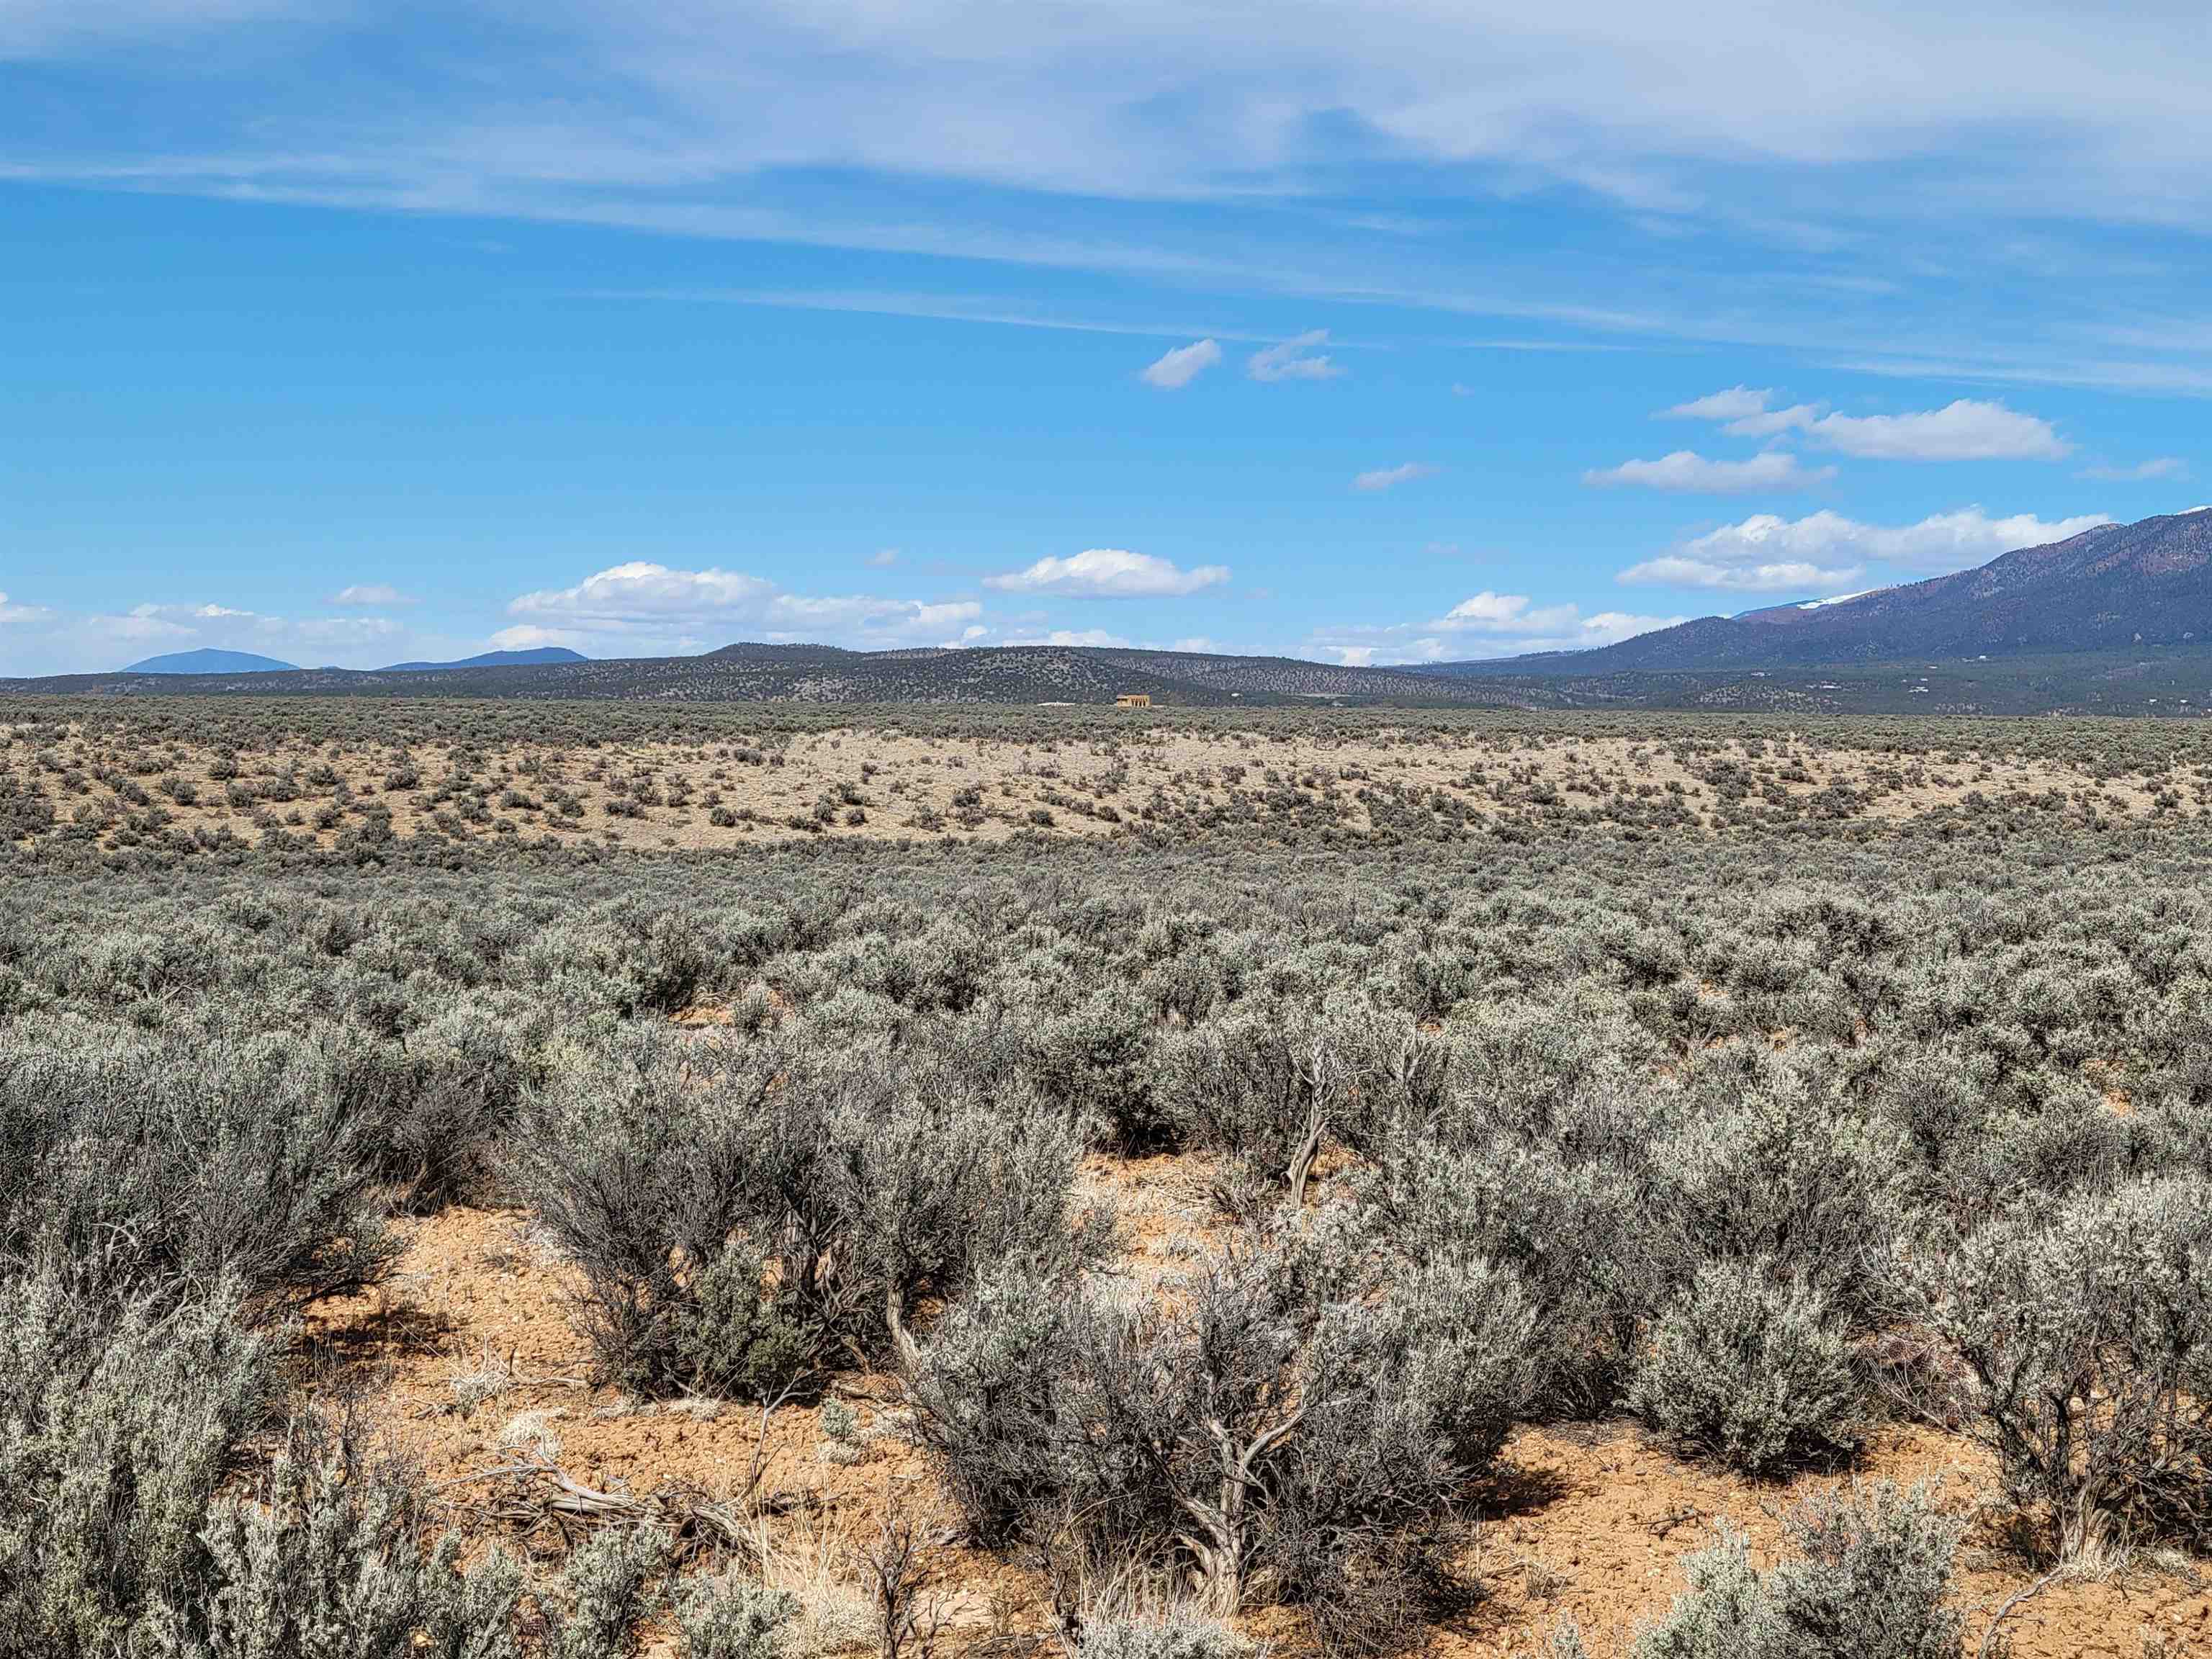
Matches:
[1432,509,2212,675]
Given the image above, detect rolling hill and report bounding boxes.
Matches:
[10,642,1512,707]
[379,647,588,672]
[122,648,301,674]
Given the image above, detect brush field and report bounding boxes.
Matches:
[9,698,2212,1659]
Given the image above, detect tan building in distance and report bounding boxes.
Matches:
[1115,693,1151,708]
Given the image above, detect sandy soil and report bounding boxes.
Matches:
[302,1170,2212,1659]
[7,721,2198,853]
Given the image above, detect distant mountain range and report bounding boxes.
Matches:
[37,511,2212,717]
[122,645,586,675]
[378,647,586,672]
[124,648,302,674]
[1427,508,2212,677]
[61,640,1508,706]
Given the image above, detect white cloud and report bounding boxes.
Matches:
[331,582,417,606]
[1439,591,1549,629]
[1584,450,1833,493]
[293,615,403,646]
[1663,390,2069,459]
[0,592,53,627]
[1803,399,2069,461]
[1726,403,1821,439]
[2079,457,2186,482]
[1663,387,1822,439]
[867,547,899,567]
[1629,505,2115,587]
[12,0,2212,237]
[1004,628,1132,648]
[507,559,984,649]
[1141,338,1222,388]
[1248,330,1340,382]
[1353,462,1435,492]
[25,596,444,673]
[1617,554,1866,593]
[1663,387,1773,421]
[1311,590,1683,664]
[1168,636,1223,653]
[487,624,587,652]
[510,562,775,624]
[984,547,1228,597]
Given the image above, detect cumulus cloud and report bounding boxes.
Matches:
[507,559,983,649]
[1804,399,2068,461]
[1141,338,1222,388]
[867,547,900,566]
[510,562,775,624]
[331,583,417,606]
[1353,462,1434,491]
[2079,457,2187,482]
[1622,505,2114,589]
[1004,628,1133,648]
[1584,450,1833,493]
[1310,591,1683,664]
[1617,553,1866,593]
[1661,389,2069,461]
[984,547,1228,598]
[1248,330,1340,382]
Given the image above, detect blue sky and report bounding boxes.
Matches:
[2,1,2209,675]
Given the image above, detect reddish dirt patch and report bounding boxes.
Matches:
[304,1202,2212,1658]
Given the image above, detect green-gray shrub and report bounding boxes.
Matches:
[168,1446,526,1659]
[677,1573,796,1659]
[1074,1614,1249,1659]
[1635,1483,1962,1659]
[673,1241,819,1402]
[1938,1174,2212,1557]
[547,1527,665,1659]
[0,1272,272,1659]
[1630,1258,1863,1476]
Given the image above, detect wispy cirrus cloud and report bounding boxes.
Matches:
[1353,462,1434,491]
[2078,457,2187,482]
[8,1,2212,410]
[331,583,417,606]
[1248,330,1340,382]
